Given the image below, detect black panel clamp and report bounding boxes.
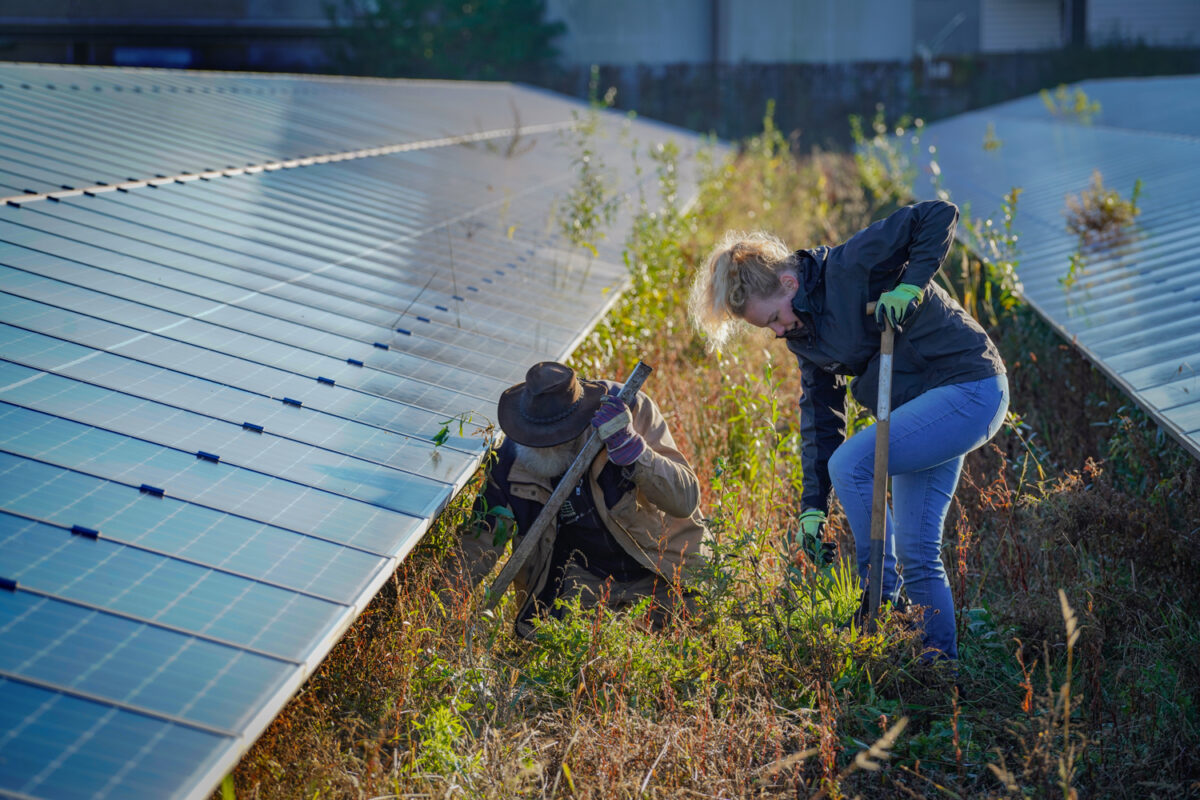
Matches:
[71,524,100,540]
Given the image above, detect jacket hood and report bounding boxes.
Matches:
[791,248,827,316]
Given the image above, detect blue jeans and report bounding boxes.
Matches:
[827,375,1009,660]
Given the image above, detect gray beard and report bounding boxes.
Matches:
[513,430,589,479]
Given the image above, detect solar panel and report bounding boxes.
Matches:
[0,61,722,799]
[0,454,386,600]
[1,678,228,800]
[911,75,1200,459]
[0,586,292,733]
[0,401,420,553]
[0,63,584,195]
[0,512,344,661]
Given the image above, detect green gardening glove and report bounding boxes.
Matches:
[797,509,826,540]
[788,510,836,568]
[874,283,924,327]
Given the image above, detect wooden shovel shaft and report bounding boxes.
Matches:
[482,360,653,610]
[865,303,893,632]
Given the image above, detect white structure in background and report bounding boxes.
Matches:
[1,0,1197,69]
[543,0,1200,65]
[980,0,1067,52]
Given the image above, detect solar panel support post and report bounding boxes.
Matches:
[482,360,653,611]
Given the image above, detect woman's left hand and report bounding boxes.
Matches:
[875,283,924,326]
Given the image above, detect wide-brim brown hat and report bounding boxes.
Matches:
[497,361,607,447]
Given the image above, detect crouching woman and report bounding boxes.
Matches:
[689,200,1008,661]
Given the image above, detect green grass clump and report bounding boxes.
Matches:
[1040,83,1102,125]
[1064,170,1141,246]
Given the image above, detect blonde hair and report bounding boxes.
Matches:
[688,230,796,350]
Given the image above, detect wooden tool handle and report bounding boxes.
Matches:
[865,303,893,631]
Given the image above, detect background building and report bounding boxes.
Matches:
[4,1,1199,73]
[0,0,332,72]
[4,0,1198,146]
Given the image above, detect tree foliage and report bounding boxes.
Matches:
[325,0,565,80]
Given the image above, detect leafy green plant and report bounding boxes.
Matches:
[431,411,488,448]
[410,700,481,778]
[1040,83,1101,124]
[983,121,1003,151]
[850,105,923,214]
[1059,250,1086,289]
[555,75,622,257]
[952,187,1024,326]
[1059,171,1142,290]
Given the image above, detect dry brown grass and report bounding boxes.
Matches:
[220,117,1200,800]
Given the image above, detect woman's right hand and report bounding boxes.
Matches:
[798,508,826,537]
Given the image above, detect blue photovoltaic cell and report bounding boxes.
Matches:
[0,61,722,800]
[0,298,496,444]
[0,153,83,192]
[0,591,293,732]
[0,228,538,380]
[0,326,480,473]
[0,266,503,418]
[0,677,226,800]
[0,63,583,195]
[0,402,423,554]
[0,362,452,517]
[0,514,343,662]
[7,203,566,364]
[0,453,385,603]
[4,150,611,335]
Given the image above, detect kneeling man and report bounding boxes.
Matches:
[454,361,708,637]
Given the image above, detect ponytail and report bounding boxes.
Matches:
[689,231,794,350]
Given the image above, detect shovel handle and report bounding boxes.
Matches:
[482,360,653,610]
[865,303,893,631]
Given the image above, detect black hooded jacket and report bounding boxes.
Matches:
[784,200,1006,514]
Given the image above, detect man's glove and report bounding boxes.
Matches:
[874,283,924,327]
[789,509,836,566]
[591,388,646,466]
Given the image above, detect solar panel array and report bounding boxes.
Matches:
[0,62,714,799]
[912,75,1200,460]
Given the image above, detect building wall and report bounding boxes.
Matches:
[545,0,1200,64]
[5,0,1199,75]
[542,0,713,66]
[721,0,913,63]
[545,0,913,65]
[913,0,981,57]
[0,0,331,70]
[980,0,1064,53]
[0,0,329,26]
[1088,0,1200,46]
